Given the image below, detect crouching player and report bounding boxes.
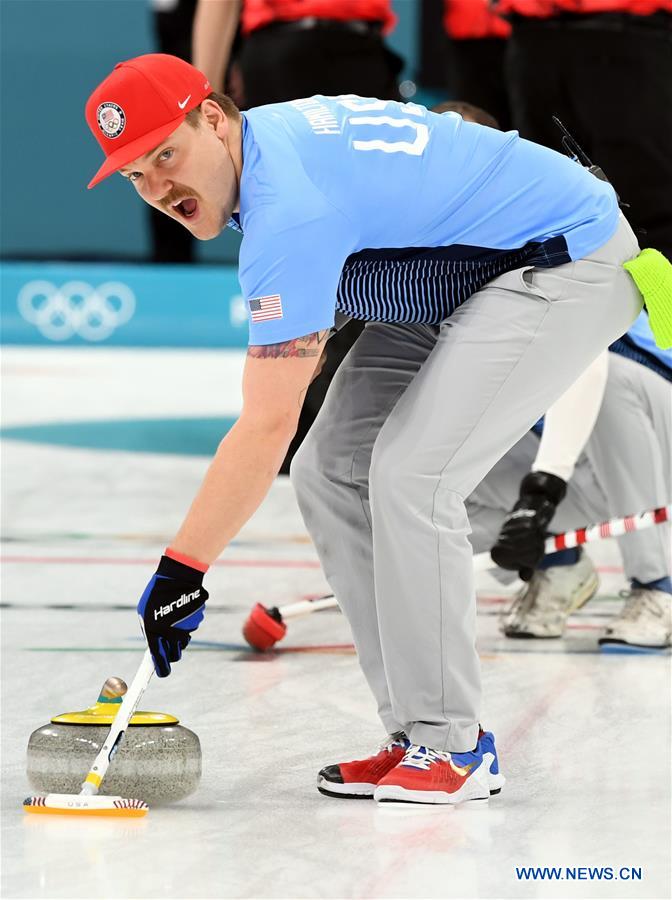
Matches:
[85,57,656,804]
[476,311,671,649]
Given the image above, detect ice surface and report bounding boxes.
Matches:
[2,348,670,899]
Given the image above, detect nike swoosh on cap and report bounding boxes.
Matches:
[178,94,191,109]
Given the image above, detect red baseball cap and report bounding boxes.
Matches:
[85,54,211,189]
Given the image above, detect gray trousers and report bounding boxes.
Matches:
[468,353,672,583]
[291,218,642,752]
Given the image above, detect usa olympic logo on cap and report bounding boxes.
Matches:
[96,102,126,139]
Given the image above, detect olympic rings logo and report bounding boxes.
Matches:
[17,280,136,342]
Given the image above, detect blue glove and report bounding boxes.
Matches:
[137,555,208,677]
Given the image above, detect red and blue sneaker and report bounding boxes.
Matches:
[317,733,411,799]
[374,728,505,805]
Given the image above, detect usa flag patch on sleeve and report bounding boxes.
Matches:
[249,294,283,322]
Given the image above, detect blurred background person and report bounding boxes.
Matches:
[150,0,198,263]
[150,0,244,263]
[432,98,500,127]
[442,0,512,130]
[193,0,404,472]
[193,0,402,105]
[497,0,672,261]
[474,312,672,650]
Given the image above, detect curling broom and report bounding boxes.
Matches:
[243,505,671,650]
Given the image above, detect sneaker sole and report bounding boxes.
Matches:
[374,783,489,805]
[316,776,505,800]
[488,772,506,794]
[598,638,671,652]
[503,571,599,639]
[316,778,375,799]
[375,769,505,806]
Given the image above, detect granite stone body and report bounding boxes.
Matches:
[27,723,201,805]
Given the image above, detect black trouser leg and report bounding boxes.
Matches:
[506,19,672,260]
[448,38,512,131]
[279,320,366,475]
[149,0,196,263]
[240,27,401,107]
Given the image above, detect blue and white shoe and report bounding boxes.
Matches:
[478,728,506,795]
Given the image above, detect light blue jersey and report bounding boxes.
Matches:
[237,96,619,345]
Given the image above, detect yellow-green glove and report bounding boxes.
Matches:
[624,248,672,349]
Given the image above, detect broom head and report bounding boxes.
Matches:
[23,793,148,817]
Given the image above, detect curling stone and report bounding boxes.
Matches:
[26,677,201,805]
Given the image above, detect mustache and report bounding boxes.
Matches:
[161,184,201,210]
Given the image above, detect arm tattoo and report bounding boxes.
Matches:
[247,330,329,360]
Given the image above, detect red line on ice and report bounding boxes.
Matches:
[1,555,321,569]
[500,674,575,755]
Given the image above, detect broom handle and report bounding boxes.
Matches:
[472,506,669,572]
[80,649,155,795]
[543,505,669,551]
[275,596,341,618]
[277,505,671,620]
